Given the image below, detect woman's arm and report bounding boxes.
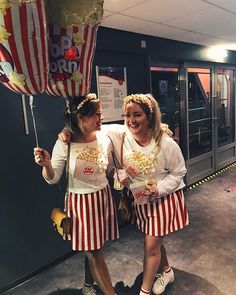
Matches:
[34,140,67,184]
[34,147,55,180]
[156,138,186,195]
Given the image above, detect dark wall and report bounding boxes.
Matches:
[0,85,71,291]
[0,26,236,292]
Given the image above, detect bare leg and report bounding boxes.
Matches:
[159,244,170,272]
[85,249,115,295]
[84,256,94,285]
[141,235,162,292]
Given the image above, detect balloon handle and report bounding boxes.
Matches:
[29,95,39,147]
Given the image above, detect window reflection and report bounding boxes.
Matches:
[188,68,212,158]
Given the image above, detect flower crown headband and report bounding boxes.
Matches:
[77,93,98,111]
[123,94,154,113]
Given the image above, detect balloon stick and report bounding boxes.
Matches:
[29,95,39,147]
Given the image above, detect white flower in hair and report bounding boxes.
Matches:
[77,93,98,111]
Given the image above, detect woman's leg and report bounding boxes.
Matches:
[85,249,115,295]
[84,256,94,285]
[141,235,162,293]
[159,244,170,272]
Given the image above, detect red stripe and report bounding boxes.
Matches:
[79,25,88,95]
[177,189,186,224]
[171,195,177,231]
[150,204,154,235]
[31,9,41,91]
[175,195,181,229]
[70,26,77,97]
[97,191,102,248]
[3,8,27,93]
[91,193,97,249]
[79,194,85,250]
[37,0,48,88]
[85,194,91,250]
[63,79,69,98]
[34,0,46,90]
[73,194,78,250]
[138,205,145,232]
[101,188,106,239]
[161,197,167,235]
[167,195,172,233]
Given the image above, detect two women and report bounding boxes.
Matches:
[59,93,189,295]
[34,94,118,295]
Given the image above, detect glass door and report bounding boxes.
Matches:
[187,68,212,159]
[151,67,180,143]
[214,68,236,169]
[216,69,235,147]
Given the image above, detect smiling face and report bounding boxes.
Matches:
[124,102,151,138]
[79,102,104,134]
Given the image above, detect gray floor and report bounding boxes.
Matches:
[4,166,236,295]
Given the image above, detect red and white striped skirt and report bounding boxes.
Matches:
[131,189,189,236]
[65,185,119,251]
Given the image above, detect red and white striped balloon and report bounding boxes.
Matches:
[0,0,48,95]
[46,23,98,98]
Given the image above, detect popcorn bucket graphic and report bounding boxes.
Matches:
[0,0,48,95]
[46,23,98,98]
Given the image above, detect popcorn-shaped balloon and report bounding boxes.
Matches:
[46,24,99,98]
[45,0,104,98]
[0,0,48,95]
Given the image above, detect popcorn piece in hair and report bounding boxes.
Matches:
[77,93,98,111]
[124,94,154,113]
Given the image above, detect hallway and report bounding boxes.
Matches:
[3,165,236,295]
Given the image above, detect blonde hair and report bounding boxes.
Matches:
[145,94,164,145]
[123,93,164,145]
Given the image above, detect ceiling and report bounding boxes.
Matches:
[102,0,236,51]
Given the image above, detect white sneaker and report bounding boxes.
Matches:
[82,285,96,295]
[152,268,174,294]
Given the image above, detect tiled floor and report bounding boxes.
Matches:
[4,166,236,295]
